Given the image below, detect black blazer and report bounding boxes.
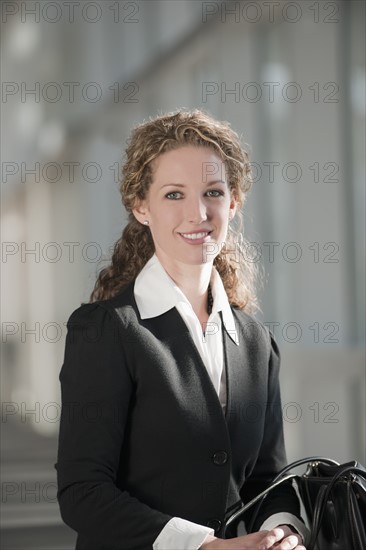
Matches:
[56,281,301,549]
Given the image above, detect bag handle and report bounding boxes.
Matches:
[308,465,366,550]
[245,456,339,534]
[223,473,298,534]
[223,456,339,537]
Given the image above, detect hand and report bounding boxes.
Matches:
[200,526,306,549]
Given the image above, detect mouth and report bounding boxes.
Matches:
[180,231,212,239]
[178,230,213,244]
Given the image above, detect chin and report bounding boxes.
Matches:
[180,254,214,266]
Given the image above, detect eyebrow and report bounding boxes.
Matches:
[159,180,226,189]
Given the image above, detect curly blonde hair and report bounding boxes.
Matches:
[90,109,260,313]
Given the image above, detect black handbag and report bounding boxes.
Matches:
[223,456,366,550]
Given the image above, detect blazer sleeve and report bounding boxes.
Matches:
[239,329,303,533]
[55,302,172,549]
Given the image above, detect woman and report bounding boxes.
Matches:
[56,110,307,549]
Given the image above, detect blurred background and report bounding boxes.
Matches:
[1,0,365,548]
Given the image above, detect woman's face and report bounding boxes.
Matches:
[133,145,237,266]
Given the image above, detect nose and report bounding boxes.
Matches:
[186,196,208,224]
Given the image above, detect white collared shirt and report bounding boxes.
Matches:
[134,253,307,549]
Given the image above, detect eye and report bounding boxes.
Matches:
[165,191,182,200]
[207,190,224,197]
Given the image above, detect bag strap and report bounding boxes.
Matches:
[245,456,339,534]
[308,465,366,550]
[223,474,298,533]
[223,456,339,537]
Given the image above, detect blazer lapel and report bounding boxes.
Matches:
[220,310,247,438]
[149,306,228,425]
[220,310,252,514]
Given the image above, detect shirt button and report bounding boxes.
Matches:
[212,451,228,465]
[206,518,222,532]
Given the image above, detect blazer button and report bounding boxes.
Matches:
[212,450,228,465]
[206,518,222,532]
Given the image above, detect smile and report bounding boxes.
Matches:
[179,231,211,240]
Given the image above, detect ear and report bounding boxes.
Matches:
[229,196,238,220]
[132,199,150,226]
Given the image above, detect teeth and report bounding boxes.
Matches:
[181,232,209,240]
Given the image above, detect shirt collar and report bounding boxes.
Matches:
[134,253,239,345]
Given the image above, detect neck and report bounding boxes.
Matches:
[155,251,213,315]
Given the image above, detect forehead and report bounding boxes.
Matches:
[151,145,226,182]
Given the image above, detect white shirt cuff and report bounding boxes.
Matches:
[153,517,215,549]
[259,513,310,545]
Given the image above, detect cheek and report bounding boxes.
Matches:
[151,202,179,222]
[150,204,179,234]
[217,209,230,225]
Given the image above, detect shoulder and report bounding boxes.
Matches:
[231,306,280,361]
[231,306,269,342]
[66,281,139,332]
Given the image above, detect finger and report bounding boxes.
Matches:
[276,535,303,550]
[259,527,285,549]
